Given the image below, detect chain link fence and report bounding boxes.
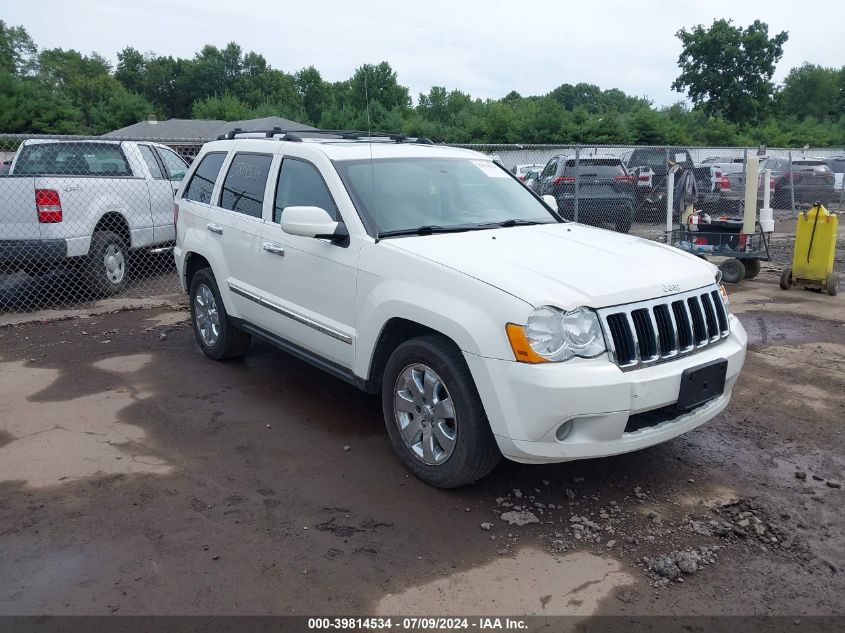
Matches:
[1,134,842,313]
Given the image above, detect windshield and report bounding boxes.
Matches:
[335,157,558,236]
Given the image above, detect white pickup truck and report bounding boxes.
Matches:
[0,139,187,294]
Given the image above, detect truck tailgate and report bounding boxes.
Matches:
[0,176,39,239]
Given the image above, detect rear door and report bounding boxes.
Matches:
[153,146,189,243]
[137,144,176,244]
[209,150,274,324]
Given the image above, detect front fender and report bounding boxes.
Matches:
[354,240,532,379]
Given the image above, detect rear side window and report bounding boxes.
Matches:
[138,145,164,179]
[183,152,226,204]
[15,143,131,176]
[220,153,273,218]
[274,159,338,223]
[826,159,845,174]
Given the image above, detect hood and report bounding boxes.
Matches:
[384,223,718,309]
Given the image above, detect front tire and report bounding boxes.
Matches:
[743,258,762,279]
[826,272,839,296]
[779,267,793,290]
[85,230,128,296]
[719,258,746,284]
[189,268,251,360]
[381,335,500,488]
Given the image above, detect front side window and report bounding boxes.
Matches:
[540,159,557,178]
[138,145,164,179]
[220,153,273,218]
[156,147,188,181]
[183,152,226,204]
[336,157,558,236]
[274,159,338,223]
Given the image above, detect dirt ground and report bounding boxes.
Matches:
[0,239,843,618]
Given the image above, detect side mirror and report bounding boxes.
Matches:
[171,171,186,181]
[542,195,558,211]
[281,206,348,243]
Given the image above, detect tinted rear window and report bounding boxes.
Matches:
[15,143,131,176]
[220,153,273,218]
[563,160,625,177]
[826,160,845,174]
[183,152,226,204]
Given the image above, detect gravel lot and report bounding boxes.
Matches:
[0,226,843,618]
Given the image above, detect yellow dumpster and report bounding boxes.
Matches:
[780,203,839,296]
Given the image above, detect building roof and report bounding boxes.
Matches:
[104,116,315,141]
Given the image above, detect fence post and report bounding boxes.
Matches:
[789,150,797,218]
[573,145,580,223]
[665,169,675,240]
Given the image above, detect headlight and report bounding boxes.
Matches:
[507,306,606,363]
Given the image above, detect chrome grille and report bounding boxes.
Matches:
[598,286,730,370]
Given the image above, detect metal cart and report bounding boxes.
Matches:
[667,221,772,283]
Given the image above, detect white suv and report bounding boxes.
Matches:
[173,130,747,488]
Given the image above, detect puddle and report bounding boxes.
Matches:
[143,311,188,328]
[374,548,634,616]
[94,353,154,374]
[0,360,171,488]
[739,312,844,348]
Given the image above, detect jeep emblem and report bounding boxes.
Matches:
[662,283,680,293]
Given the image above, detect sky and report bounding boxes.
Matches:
[4,0,844,107]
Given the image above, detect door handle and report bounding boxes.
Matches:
[206,223,223,234]
[262,242,285,256]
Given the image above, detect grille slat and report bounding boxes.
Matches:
[600,286,730,370]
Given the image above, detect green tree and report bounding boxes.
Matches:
[192,94,251,120]
[295,66,332,125]
[0,20,37,75]
[778,63,843,120]
[672,19,788,124]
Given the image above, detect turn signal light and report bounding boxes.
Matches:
[505,323,549,364]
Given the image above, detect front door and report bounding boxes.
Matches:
[256,155,358,370]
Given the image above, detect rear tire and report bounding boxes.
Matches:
[779,267,793,290]
[719,258,746,284]
[189,268,251,360]
[381,334,500,488]
[84,230,128,296]
[743,258,762,279]
[826,272,840,296]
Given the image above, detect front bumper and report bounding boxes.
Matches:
[464,315,747,464]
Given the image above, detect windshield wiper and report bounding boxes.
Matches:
[484,218,546,228]
[378,225,477,238]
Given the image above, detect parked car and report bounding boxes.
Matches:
[822,156,845,194]
[620,147,719,220]
[174,129,747,488]
[700,156,743,165]
[530,155,635,233]
[708,162,775,216]
[0,139,187,293]
[760,157,836,208]
[511,163,546,181]
[523,169,541,189]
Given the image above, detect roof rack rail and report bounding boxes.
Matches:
[215,127,436,145]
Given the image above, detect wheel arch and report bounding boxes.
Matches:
[93,212,132,249]
[183,251,212,293]
[362,318,463,394]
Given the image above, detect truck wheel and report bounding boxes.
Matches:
[189,268,251,360]
[826,272,840,296]
[85,230,128,296]
[382,334,500,488]
[743,258,762,279]
[779,267,793,290]
[719,258,746,284]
